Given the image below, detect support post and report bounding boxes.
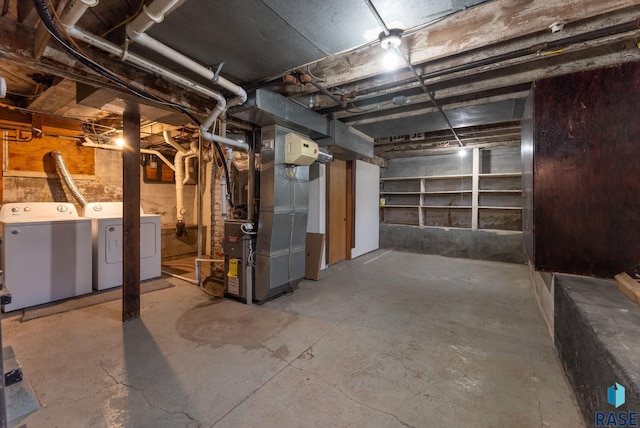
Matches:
[122,103,141,322]
[471,147,480,230]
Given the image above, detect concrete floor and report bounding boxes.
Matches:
[3,250,584,427]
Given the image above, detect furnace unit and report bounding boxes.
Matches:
[223,220,254,302]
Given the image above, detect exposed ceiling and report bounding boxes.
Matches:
[1,0,639,157]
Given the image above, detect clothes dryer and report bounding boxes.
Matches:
[82,202,161,290]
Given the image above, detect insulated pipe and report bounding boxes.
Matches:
[50,150,88,207]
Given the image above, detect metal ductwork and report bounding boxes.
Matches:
[227,89,374,302]
[229,89,373,160]
[230,89,330,138]
[254,124,310,301]
[317,119,374,160]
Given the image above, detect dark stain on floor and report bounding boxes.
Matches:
[175,300,297,358]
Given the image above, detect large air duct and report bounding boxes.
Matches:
[254,125,310,301]
[230,89,374,160]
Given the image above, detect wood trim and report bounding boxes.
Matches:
[347,160,355,259]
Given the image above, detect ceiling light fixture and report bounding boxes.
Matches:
[115,137,125,147]
[379,29,403,70]
[379,29,402,51]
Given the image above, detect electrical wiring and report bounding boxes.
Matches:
[34,0,236,206]
[100,0,145,38]
[34,0,200,122]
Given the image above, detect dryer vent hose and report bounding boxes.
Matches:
[50,150,88,208]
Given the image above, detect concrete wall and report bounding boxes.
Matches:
[380,224,526,264]
[380,146,524,263]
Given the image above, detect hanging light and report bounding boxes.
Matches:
[115,136,125,147]
[379,29,403,70]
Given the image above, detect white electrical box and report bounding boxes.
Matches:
[284,133,319,166]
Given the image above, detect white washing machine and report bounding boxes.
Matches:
[0,202,92,311]
[82,202,161,290]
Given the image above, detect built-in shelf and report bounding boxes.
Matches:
[478,172,522,177]
[478,206,522,210]
[381,174,473,181]
[380,150,522,231]
[422,205,472,209]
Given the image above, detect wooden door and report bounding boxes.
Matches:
[326,159,349,265]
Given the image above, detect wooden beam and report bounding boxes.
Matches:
[122,103,141,322]
[308,18,640,114]
[276,1,640,99]
[33,0,68,60]
[341,41,640,126]
[18,1,40,28]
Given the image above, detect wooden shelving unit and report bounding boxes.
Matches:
[380,148,522,230]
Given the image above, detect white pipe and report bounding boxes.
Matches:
[127,0,187,35]
[63,26,227,125]
[59,0,99,29]
[125,0,247,108]
[82,139,176,171]
[126,32,247,107]
[162,130,186,154]
[200,130,250,151]
[174,150,186,223]
[183,154,195,185]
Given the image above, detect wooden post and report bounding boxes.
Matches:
[471,147,480,230]
[122,103,141,322]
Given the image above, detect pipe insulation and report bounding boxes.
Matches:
[50,150,88,207]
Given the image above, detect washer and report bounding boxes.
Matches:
[0,202,92,311]
[82,202,161,290]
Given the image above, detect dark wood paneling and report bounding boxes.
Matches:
[530,61,640,277]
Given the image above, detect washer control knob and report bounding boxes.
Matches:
[10,207,19,213]
[57,205,68,213]
[23,206,31,212]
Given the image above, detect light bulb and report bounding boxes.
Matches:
[382,50,401,70]
[458,148,466,157]
[115,137,125,147]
